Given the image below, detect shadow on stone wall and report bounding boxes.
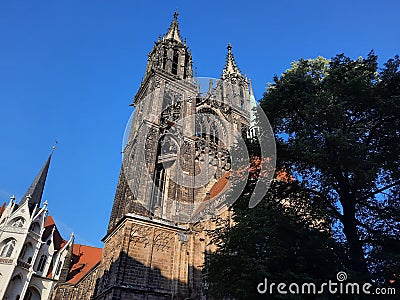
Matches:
[92,250,205,300]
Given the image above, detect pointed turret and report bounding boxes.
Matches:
[163,11,182,43]
[20,147,54,213]
[248,80,259,138]
[222,43,244,80]
[249,80,257,125]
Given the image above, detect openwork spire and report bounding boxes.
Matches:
[222,43,243,79]
[163,11,182,43]
[20,147,54,213]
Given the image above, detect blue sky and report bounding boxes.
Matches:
[0,0,399,247]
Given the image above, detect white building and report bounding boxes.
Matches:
[0,150,74,300]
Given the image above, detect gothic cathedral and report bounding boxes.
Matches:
[87,12,256,300]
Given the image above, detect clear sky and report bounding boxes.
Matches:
[0,0,399,247]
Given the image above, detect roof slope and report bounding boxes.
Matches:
[66,244,102,284]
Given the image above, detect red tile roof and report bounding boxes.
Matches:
[194,172,231,216]
[67,244,102,284]
[43,216,102,283]
[42,216,67,251]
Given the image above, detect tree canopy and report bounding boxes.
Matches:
[260,52,400,281]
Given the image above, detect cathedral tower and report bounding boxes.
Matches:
[93,13,254,300]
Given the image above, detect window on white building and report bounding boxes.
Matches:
[29,222,40,233]
[37,255,47,272]
[0,239,16,257]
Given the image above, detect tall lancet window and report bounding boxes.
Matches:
[152,164,166,210]
[172,50,179,75]
[184,54,189,78]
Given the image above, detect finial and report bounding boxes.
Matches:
[227,42,232,51]
[174,11,179,21]
[10,195,15,202]
[43,200,48,206]
[26,194,32,200]
[51,141,58,153]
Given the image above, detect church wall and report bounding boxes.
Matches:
[93,215,207,300]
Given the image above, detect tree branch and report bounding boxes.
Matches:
[358,179,400,202]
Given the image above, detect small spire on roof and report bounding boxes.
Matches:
[20,148,54,213]
[222,43,243,79]
[163,11,183,43]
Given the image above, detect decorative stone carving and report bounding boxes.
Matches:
[153,230,173,252]
[130,225,152,248]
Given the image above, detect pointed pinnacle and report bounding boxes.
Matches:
[222,43,243,79]
[163,12,183,43]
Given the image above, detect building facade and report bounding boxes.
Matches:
[0,151,102,300]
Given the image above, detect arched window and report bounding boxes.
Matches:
[18,242,33,263]
[37,255,47,272]
[29,222,40,233]
[0,239,16,257]
[11,217,25,228]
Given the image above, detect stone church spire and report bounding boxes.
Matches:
[20,147,54,213]
[163,11,182,43]
[135,12,193,107]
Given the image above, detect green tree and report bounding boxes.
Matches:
[205,179,346,299]
[260,52,400,280]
